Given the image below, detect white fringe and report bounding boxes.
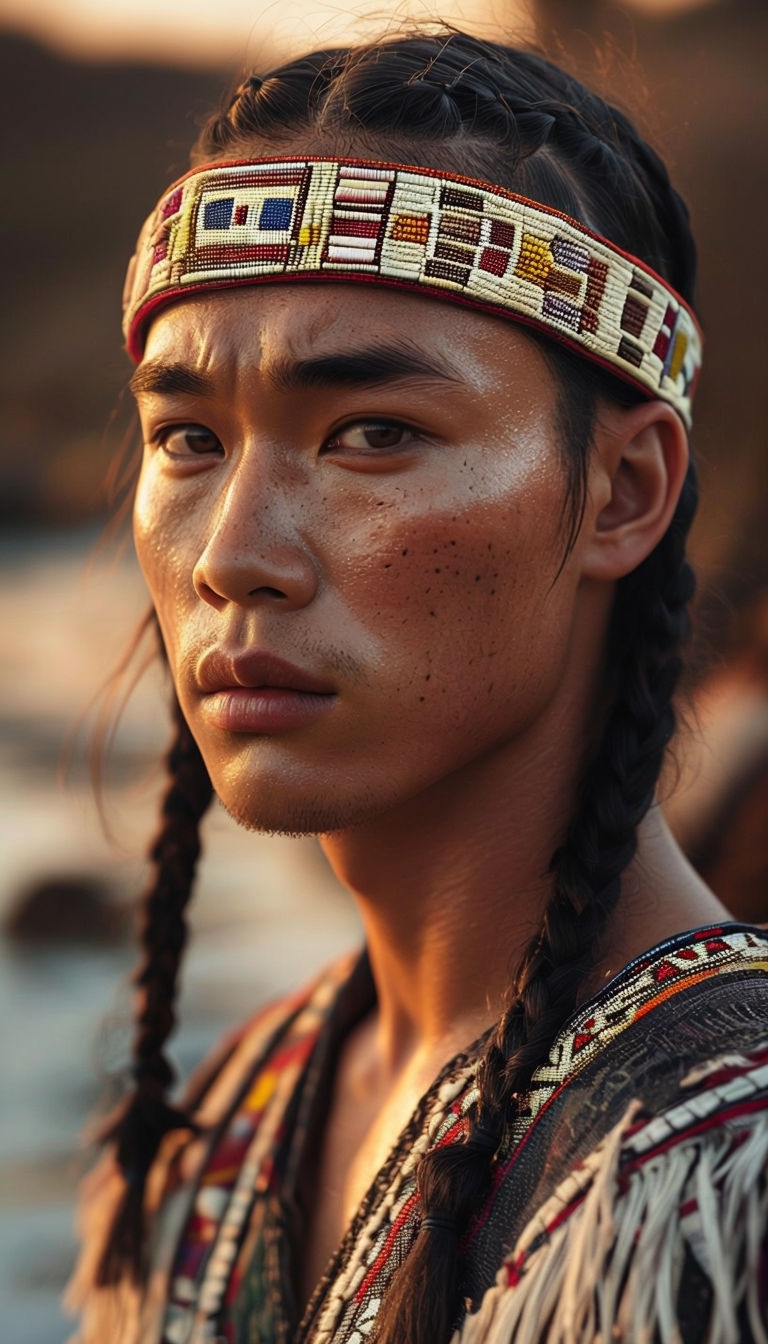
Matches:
[455,1100,768,1344]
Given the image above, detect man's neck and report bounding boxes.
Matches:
[319,771,731,1080]
[318,718,581,1070]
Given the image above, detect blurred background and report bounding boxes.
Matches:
[1,0,766,1339]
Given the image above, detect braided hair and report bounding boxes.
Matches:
[95,31,699,1340]
[94,683,213,1285]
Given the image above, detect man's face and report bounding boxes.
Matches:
[133,284,599,834]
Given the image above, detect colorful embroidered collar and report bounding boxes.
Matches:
[123,157,702,426]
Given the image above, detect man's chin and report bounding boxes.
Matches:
[217,788,383,839]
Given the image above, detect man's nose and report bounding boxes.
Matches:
[192,457,318,612]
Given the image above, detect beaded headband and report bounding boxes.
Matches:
[123,157,702,426]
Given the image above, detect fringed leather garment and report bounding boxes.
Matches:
[71,924,768,1344]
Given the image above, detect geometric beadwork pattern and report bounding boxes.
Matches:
[123,157,703,426]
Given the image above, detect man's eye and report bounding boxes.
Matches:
[325,421,418,453]
[155,425,223,458]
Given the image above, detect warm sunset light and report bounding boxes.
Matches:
[0,0,533,65]
[0,0,719,65]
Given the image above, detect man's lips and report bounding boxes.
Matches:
[196,648,336,696]
[195,650,337,734]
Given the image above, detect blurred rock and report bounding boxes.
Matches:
[3,872,131,947]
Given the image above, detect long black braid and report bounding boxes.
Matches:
[96,689,213,1284]
[94,33,700,1340]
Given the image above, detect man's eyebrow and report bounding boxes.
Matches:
[268,343,463,392]
[129,361,215,399]
[128,343,463,400]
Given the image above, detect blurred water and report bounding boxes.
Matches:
[0,529,361,1340]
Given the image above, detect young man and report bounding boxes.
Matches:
[70,32,768,1344]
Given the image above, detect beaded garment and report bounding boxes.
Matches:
[72,922,768,1344]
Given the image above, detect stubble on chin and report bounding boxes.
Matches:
[217,785,387,839]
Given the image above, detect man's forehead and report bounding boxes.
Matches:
[136,284,514,395]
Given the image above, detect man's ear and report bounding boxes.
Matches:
[581,399,690,582]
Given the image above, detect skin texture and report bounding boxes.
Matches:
[132,281,729,1302]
